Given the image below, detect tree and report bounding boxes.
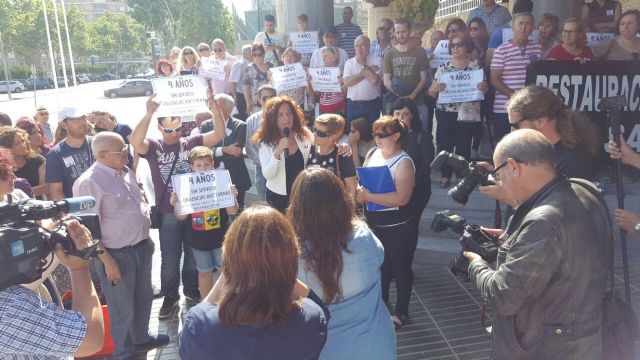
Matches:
[391,0,439,33]
[87,12,147,59]
[128,0,234,55]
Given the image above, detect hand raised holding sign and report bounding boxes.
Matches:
[477,81,489,93]
[428,82,446,97]
[146,94,159,115]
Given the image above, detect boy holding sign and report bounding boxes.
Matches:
[170,146,239,300]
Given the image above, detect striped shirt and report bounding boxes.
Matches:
[336,23,363,58]
[370,40,391,58]
[319,91,347,114]
[491,40,542,113]
[467,4,512,36]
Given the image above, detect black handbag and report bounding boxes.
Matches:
[150,145,181,229]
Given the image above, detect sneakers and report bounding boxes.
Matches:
[158,297,179,319]
[135,334,170,351]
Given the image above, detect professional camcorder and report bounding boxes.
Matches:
[430,151,493,205]
[0,196,102,290]
[431,210,500,279]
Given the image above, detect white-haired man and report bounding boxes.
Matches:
[229,44,253,120]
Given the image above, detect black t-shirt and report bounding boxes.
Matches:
[307,146,357,180]
[15,154,45,189]
[554,142,594,180]
[187,208,230,251]
[285,150,305,195]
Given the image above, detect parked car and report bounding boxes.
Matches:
[14,79,33,90]
[56,77,74,87]
[0,80,25,93]
[28,77,53,89]
[77,74,90,84]
[104,79,153,98]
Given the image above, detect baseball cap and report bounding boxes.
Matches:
[58,106,86,122]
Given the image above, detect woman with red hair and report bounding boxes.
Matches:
[15,118,50,155]
[156,59,174,77]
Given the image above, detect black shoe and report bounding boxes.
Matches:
[158,297,179,319]
[135,334,170,351]
[183,289,201,305]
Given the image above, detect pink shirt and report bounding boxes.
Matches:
[491,40,543,113]
[210,53,238,95]
[72,162,150,249]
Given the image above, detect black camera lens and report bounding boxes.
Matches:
[448,177,478,205]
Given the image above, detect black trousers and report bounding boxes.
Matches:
[366,210,413,317]
[235,93,248,121]
[266,189,289,213]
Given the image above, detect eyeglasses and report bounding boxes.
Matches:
[372,131,396,139]
[198,48,210,52]
[161,125,182,134]
[490,161,509,181]
[313,128,331,138]
[449,41,465,49]
[104,147,128,155]
[252,52,264,57]
[213,49,223,53]
[261,95,274,102]
[509,118,528,129]
[562,29,579,35]
[183,51,194,55]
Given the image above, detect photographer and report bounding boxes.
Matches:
[464,130,609,359]
[0,149,104,358]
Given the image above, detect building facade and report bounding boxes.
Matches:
[64,0,130,21]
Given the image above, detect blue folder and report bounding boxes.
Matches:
[357,166,396,211]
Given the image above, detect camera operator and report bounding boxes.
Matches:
[0,150,104,358]
[609,135,640,234]
[464,130,609,359]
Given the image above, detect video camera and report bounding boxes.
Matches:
[430,151,493,205]
[431,210,500,279]
[0,196,102,291]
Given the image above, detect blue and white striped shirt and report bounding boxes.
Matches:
[336,23,363,58]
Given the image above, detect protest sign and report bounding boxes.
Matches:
[271,63,308,92]
[309,67,341,93]
[152,76,209,118]
[585,32,616,48]
[502,29,540,44]
[436,69,485,104]
[290,31,319,54]
[430,40,451,69]
[171,169,235,215]
[199,57,227,81]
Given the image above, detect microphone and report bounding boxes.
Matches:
[282,127,290,157]
[60,196,97,213]
[21,196,97,220]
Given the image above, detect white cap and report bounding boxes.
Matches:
[57,106,86,122]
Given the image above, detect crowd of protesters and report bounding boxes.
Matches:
[2,0,640,359]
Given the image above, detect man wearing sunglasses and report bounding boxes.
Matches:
[245,84,277,201]
[465,129,609,360]
[209,39,238,97]
[131,94,226,318]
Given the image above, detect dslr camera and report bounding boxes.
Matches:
[431,210,500,279]
[0,195,102,291]
[430,151,493,205]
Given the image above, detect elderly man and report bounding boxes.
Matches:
[467,0,512,36]
[131,95,226,318]
[490,12,542,141]
[343,35,382,126]
[209,39,238,96]
[245,84,277,202]
[309,26,349,69]
[336,6,363,58]
[467,129,609,359]
[46,107,94,200]
[34,105,54,145]
[199,94,251,209]
[73,132,169,359]
[229,44,253,120]
[254,14,287,66]
[370,18,393,58]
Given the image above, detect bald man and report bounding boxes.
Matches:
[466,129,609,359]
[73,132,169,358]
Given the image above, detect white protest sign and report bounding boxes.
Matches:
[199,57,227,81]
[171,169,235,215]
[502,29,540,44]
[430,40,452,69]
[586,32,616,48]
[436,69,485,104]
[271,63,308,92]
[309,67,341,93]
[152,76,209,118]
[290,31,319,54]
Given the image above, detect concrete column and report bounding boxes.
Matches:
[510,0,584,24]
[275,0,334,33]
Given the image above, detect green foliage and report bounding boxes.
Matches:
[128,0,235,53]
[86,12,148,58]
[391,0,440,33]
[0,64,110,81]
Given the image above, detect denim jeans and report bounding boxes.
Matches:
[255,164,267,202]
[159,212,198,299]
[492,112,510,143]
[346,98,382,127]
[94,240,154,359]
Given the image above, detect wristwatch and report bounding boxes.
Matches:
[634,223,640,233]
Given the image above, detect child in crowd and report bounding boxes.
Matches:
[170,146,238,299]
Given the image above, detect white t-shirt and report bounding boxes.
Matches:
[343,55,383,101]
[255,30,288,64]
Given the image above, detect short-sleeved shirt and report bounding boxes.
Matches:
[243,63,272,107]
[370,40,391,59]
[141,135,203,213]
[467,4,512,36]
[488,23,512,49]
[383,46,428,106]
[188,208,229,251]
[255,30,288,65]
[547,45,596,60]
[229,59,249,94]
[0,285,87,359]
[490,40,543,113]
[585,0,618,30]
[336,23,364,58]
[15,154,45,190]
[45,137,94,198]
[343,55,383,101]
[307,146,357,180]
[210,53,238,95]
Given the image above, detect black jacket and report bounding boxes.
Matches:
[469,177,609,360]
[200,118,252,192]
[404,130,434,215]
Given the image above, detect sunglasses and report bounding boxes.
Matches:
[372,131,396,139]
[183,51,194,55]
[252,52,264,57]
[213,49,223,53]
[161,125,182,134]
[449,41,465,49]
[198,48,210,52]
[313,128,331,138]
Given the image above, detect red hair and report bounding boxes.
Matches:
[252,96,308,147]
[156,59,174,75]
[0,148,14,181]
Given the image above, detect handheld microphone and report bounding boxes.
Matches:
[283,127,290,157]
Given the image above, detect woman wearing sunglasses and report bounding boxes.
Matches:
[243,43,273,116]
[428,32,488,188]
[356,116,415,330]
[176,46,200,75]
